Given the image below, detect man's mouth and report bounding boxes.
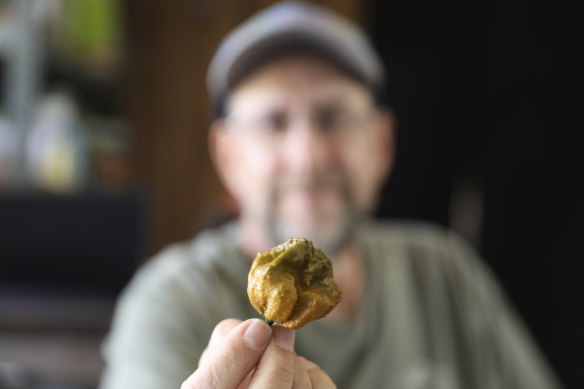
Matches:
[285,186,340,202]
[276,179,345,206]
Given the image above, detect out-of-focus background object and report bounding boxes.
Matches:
[0,0,581,388]
[0,1,143,388]
[0,0,126,192]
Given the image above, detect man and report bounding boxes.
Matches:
[99,2,560,388]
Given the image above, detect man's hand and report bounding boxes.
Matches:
[181,318,336,389]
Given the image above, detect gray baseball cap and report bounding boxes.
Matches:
[206,1,386,117]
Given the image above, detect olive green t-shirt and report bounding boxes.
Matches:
[99,220,560,388]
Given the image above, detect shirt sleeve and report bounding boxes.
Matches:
[445,231,563,389]
[98,252,217,389]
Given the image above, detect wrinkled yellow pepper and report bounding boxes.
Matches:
[247,237,342,329]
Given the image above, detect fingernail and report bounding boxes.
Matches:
[243,319,271,350]
[274,327,295,352]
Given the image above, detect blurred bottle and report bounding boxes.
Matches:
[48,0,122,77]
[26,91,89,192]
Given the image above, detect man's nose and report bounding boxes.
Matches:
[279,117,335,173]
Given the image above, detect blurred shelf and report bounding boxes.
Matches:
[0,332,105,389]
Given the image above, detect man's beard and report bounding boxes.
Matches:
[264,174,359,256]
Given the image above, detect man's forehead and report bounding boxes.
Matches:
[228,55,373,111]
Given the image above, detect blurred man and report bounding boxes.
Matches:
[100,2,560,388]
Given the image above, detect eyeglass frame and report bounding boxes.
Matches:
[224,104,381,145]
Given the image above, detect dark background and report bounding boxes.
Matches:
[370,1,583,387]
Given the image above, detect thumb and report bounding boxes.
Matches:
[182,319,272,389]
[247,325,297,388]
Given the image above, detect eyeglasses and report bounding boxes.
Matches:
[225,106,378,144]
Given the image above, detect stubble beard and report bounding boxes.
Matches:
[264,176,360,257]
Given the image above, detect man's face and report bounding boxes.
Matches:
[212,55,393,255]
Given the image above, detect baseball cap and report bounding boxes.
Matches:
[206,1,386,117]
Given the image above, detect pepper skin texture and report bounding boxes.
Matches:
[247,237,342,329]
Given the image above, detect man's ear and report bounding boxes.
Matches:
[375,107,397,181]
[208,119,234,192]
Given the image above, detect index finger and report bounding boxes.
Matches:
[246,325,297,388]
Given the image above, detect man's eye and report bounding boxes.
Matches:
[259,114,288,132]
[315,110,346,130]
